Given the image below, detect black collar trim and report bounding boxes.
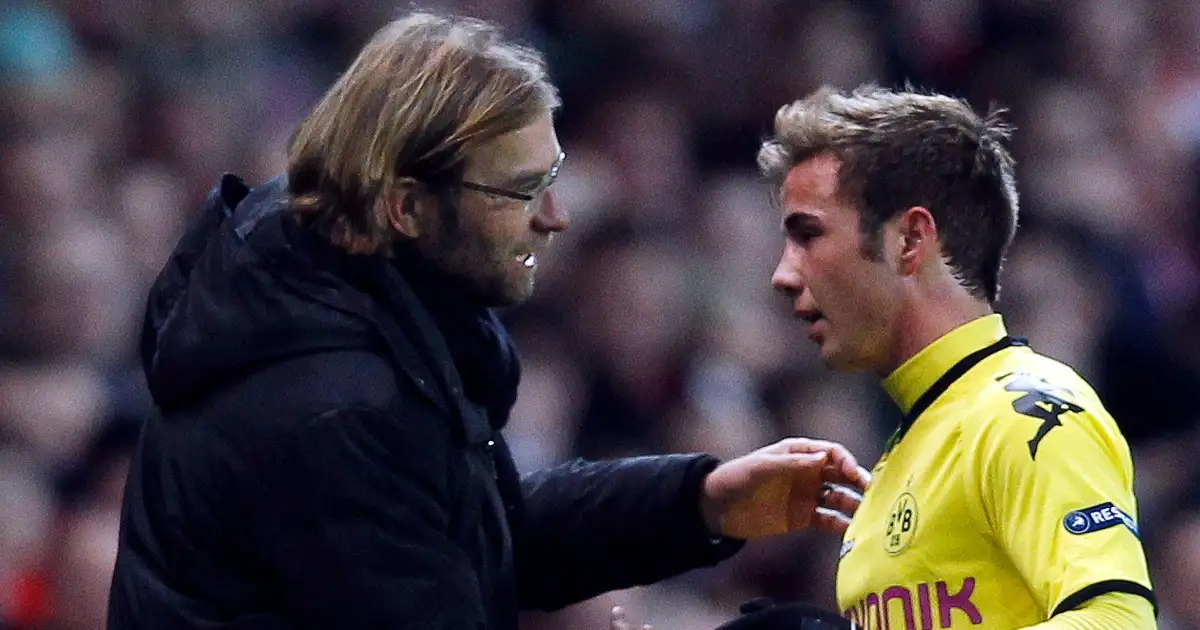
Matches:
[883,335,1028,453]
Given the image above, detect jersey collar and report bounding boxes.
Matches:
[882,313,1009,416]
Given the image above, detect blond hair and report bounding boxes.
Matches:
[287,11,560,253]
[758,85,1019,303]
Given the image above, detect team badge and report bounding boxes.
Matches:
[885,492,918,555]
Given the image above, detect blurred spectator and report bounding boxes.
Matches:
[41,411,143,630]
[1,408,145,630]
[1150,479,1200,629]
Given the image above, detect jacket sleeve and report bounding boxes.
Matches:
[513,453,745,611]
[254,405,486,629]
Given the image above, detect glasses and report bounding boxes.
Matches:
[460,151,565,212]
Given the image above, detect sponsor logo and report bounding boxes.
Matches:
[998,372,1084,460]
[844,578,982,629]
[1063,502,1139,537]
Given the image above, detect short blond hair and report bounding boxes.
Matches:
[287,11,560,253]
[758,85,1019,303]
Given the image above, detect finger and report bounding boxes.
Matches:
[774,437,842,455]
[812,506,853,534]
[763,451,828,476]
[822,465,872,492]
[858,466,872,489]
[821,456,871,491]
[776,439,869,490]
[818,443,862,484]
[820,484,863,516]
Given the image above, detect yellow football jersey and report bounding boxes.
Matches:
[836,315,1155,629]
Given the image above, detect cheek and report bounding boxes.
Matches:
[803,248,851,296]
[444,211,511,263]
[848,264,900,330]
[473,222,517,264]
[814,254,888,316]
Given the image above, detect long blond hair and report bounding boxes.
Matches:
[287,11,560,253]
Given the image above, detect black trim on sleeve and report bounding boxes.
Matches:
[1051,579,1158,618]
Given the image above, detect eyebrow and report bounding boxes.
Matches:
[503,171,550,191]
[782,211,819,233]
[503,150,565,190]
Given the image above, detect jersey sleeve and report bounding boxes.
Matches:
[963,372,1156,619]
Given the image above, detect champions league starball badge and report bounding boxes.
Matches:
[1064,511,1090,534]
[1062,502,1139,537]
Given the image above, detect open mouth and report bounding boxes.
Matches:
[801,310,826,342]
[514,253,537,268]
[799,310,824,324]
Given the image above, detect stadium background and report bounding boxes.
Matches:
[1,0,1198,628]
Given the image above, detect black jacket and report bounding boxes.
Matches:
[715,599,854,630]
[107,174,743,630]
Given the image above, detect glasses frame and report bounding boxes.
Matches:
[460,151,566,209]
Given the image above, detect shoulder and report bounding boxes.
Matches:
[969,348,1112,428]
[233,350,403,415]
[960,348,1128,464]
[182,349,451,449]
[175,350,455,474]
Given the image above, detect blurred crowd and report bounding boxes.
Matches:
[1,0,1198,628]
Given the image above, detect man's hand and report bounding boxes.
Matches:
[700,438,870,539]
[610,605,653,630]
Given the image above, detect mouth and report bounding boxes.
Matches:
[797,310,824,325]
[797,310,826,341]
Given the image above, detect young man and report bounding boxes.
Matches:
[759,86,1156,629]
[106,12,870,630]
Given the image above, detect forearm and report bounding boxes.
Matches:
[514,453,743,611]
[1023,593,1155,630]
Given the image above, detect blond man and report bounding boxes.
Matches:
[107,13,868,630]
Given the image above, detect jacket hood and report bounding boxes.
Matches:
[140,174,377,412]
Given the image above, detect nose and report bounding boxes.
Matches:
[531,190,569,234]
[771,255,804,297]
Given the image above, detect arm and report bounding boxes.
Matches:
[967,374,1156,627]
[1022,592,1156,629]
[255,405,487,629]
[512,437,867,611]
[513,453,742,611]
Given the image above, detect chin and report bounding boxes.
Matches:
[490,292,530,308]
[820,345,873,373]
[455,267,536,307]
[511,284,537,306]
[487,279,537,308]
[820,354,852,373]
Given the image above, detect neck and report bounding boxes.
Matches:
[879,288,992,378]
[391,244,488,316]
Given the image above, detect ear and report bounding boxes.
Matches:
[384,178,425,239]
[894,206,937,275]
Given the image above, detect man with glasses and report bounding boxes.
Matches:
[107,11,869,630]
